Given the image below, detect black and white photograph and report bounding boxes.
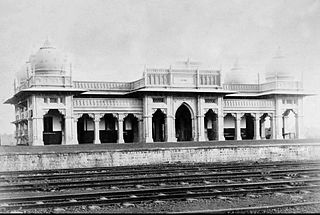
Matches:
[0,0,320,213]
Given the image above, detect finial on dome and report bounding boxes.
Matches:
[274,46,284,58]
[41,36,54,49]
[231,58,241,70]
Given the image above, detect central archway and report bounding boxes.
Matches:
[175,104,192,141]
[152,109,165,142]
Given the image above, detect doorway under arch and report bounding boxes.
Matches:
[175,104,193,141]
[43,109,64,145]
[123,114,139,143]
[242,113,254,140]
[77,114,94,144]
[282,109,296,139]
[100,114,118,143]
[204,109,218,140]
[152,109,166,142]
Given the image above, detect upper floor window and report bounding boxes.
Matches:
[205,98,216,103]
[153,97,165,103]
[50,98,58,103]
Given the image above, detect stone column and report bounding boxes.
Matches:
[32,117,44,146]
[283,115,288,139]
[217,115,225,141]
[117,114,125,143]
[138,117,143,143]
[72,117,79,144]
[254,113,261,140]
[65,116,76,145]
[166,115,176,142]
[270,115,276,139]
[143,115,153,143]
[235,113,242,140]
[217,97,225,141]
[295,114,303,139]
[197,114,205,141]
[93,114,101,144]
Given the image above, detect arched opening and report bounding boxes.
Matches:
[152,109,166,142]
[261,113,272,139]
[242,113,254,140]
[123,114,139,143]
[175,104,192,141]
[77,114,94,144]
[100,114,118,143]
[283,109,296,139]
[204,109,218,140]
[223,113,235,140]
[43,109,64,145]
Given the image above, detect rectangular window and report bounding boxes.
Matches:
[153,97,164,103]
[282,99,286,104]
[287,99,293,104]
[50,98,58,103]
[59,97,64,104]
[44,98,48,103]
[43,117,53,132]
[205,98,215,103]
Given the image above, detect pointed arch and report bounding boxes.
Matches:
[175,103,193,141]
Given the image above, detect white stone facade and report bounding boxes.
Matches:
[6,41,310,146]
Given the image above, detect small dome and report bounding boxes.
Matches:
[224,60,251,84]
[16,65,28,83]
[30,39,69,74]
[265,48,294,82]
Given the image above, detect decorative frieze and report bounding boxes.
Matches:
[73,98,142,108]
[224,99,274,109]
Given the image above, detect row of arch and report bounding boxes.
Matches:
[41,105,298,145]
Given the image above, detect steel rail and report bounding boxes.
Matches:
[2,162,320,183]
[1,179,320,211]
[1,168,319,193]
[171,201,320,214]
[1,161,318,178]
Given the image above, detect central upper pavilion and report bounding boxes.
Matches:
[6,40,312,146]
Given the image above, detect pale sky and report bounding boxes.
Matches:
[0,0,319,136]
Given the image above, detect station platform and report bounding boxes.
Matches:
[1,139,319,172]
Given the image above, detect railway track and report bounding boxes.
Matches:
[1,167,319,193]
[172,201,320,214]
[1,178,320,211]
[0,161,319,212]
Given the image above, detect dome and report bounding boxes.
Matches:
[16,64,28,83]
[224,60,251,84]
[30,39,69,74]
[265,48,294,82]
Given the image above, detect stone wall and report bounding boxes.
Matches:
[1,142,319,172]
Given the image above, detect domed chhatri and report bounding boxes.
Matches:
[224,59,251,84]
[29,39,69,75]
[265,47,294,82]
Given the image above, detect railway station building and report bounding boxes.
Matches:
[5,40,310,146]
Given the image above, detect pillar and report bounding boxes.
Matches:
[254,113,261,140]
[197,114,205,141]
[283,115,288,139]
[235,113,242,140]
[270,115,276,139]
[138,117,143,142]
[144,115,153,143]
[166,115,176,142]
[94,114,101,144]
[217,97,225,141]
[72,117,79,144]
[117,114,124,143]
[295,114,303,139]
[65,116,76,145]
[217,115,225,141]
[32,117,44,146]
